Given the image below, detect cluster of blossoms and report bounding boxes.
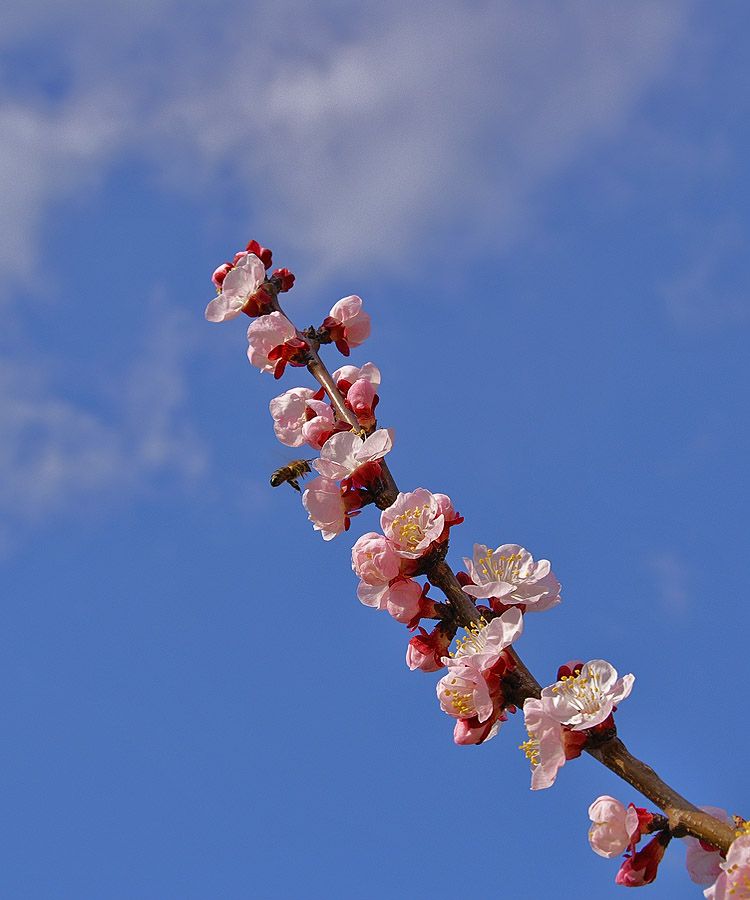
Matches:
[205,240,740,894]
[272,366,391,540]
[587,797,750,895]
[303,426,394,540]
[206,240,293,323]
[351,488,463,648]
[435,607,524,745]
[520,659,635,788]
[205,242,385,535]
[353,521,636,754]
[270,363,381,449]
[587,795,667,886]
[205,239,370,379]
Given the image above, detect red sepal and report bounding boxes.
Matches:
[246,240,273,268]
[557,660,585,680]
[272,268,295,292]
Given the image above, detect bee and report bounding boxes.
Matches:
[270,459,314,492]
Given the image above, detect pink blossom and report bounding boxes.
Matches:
[323,295,371,354]
[462,543,561,612]
[541,659,635,730]
[332,362,381,392]
[354,571,426,624]
[302,476,347,540]
[247,311,298,374]
[380,489,446,559]
[346,379,378,423]
[436,659,494,723]
[704,834,750,900]
[433,493,461,526]
[300,400,337,450]
[684,807,732,886]
[587,796,640,858]
[331,363,382,428]
[450,607,523,671]
[313,429,393,481]
[520,698,567,790]
[269,387,317,447]
[351,532,401,585]
[434,612,522,744]
[206,253,268,322]
[382,577,424,624]
[453,715,503,745]
[351,532,401,608]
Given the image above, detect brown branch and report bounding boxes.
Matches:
[426,557,483,627]
[306,350,361,431]
[587,739,736,851]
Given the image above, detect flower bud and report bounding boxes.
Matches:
[406,625,452,672]
[615,833,669,887]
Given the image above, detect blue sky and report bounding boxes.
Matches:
[2,2,749,898]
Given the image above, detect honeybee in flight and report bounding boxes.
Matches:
[270,459,314,492]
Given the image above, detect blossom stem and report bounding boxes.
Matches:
[274,303,400,507]
[426,558,483,626]
[263,290,354,431]
[371,459,400,510]
[303,347,399,507]
[306,349,361,430]
[505,647,544,699]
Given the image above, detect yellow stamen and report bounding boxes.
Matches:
[519,733,540,766]
[478,551,523,583]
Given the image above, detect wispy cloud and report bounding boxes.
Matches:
[156,1,691,279]
[0,0,693,283]
[0,303,206,554]
[650,551,690,613]
[0,89,134,279]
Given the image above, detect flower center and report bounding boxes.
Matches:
[441,679,474,717]
[453,618,490,657]
[479,551,522,583]
[552,665,603,715]
[727,864,750,899]
[391,505,429,550]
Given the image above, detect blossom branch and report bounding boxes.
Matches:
[305,348,360,430]
[292,341,736,849]
[205,240,745,890]
[301,339,399,509]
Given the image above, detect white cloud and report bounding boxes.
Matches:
[0,304,206,552]
[0,88,133,278]
[0,0,693,283]
[155,0,691,279]
[650,551,689,613]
